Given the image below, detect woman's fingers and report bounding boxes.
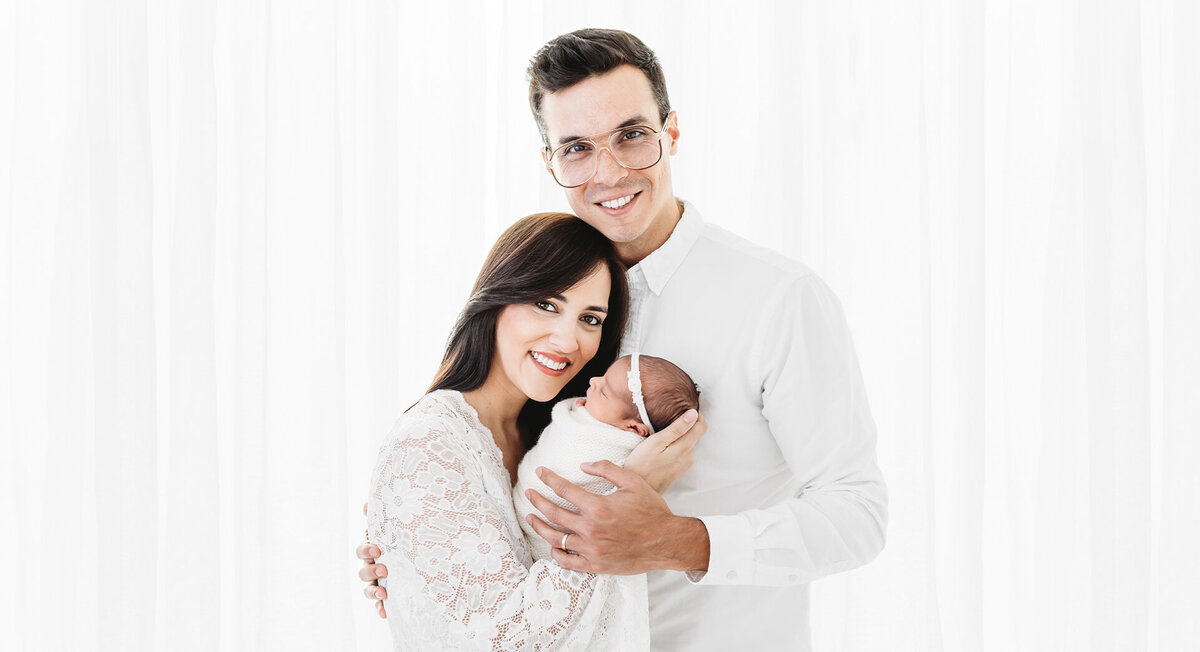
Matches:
[647,409,699,447]
[622,410,706,493]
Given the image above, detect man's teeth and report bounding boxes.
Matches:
[531,352,567,370]
[600,194,635,209]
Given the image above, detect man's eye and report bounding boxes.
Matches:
[535,301,557,312]
[565,142,593,156]
[581,314,602,326]
[621,128,648,140]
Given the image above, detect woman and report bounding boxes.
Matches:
[366,213,687,650]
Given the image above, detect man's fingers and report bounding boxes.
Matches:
[358,562,387,582]
[355,542,381,561]
[524,512,565,544]
[362,501,368,517]
[549,546,591,572]
[536,466,596,509]
[579,459,640,490]
[528,494,583,535]
[375,600,387,619]
[363,584,387,600]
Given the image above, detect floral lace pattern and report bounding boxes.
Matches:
[368,390,640,650]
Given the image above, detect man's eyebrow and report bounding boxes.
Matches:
[555,115,654,147]
[550,293,609,314]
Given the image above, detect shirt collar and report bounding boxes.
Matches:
[628,199,702,296]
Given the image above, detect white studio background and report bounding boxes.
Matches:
[2,1,1197,650]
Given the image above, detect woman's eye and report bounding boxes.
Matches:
[535,301,557,312]
[581,314,602,326]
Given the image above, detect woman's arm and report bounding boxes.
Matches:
[367,414,605,649]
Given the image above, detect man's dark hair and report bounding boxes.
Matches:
[428,213,629,448]
[527,28,672,149]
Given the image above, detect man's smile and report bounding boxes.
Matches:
[594,190,642,215]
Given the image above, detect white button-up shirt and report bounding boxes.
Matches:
[622,201,887,651]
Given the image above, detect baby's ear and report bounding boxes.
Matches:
[625,420,650,437]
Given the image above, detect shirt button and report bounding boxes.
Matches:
[789,574,799,582]
[726,571,737,580]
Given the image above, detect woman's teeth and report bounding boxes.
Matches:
[531,352,567,370]
[600,194,635,209]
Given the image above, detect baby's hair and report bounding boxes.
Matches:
[631,354,701,432]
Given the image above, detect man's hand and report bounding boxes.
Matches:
[524,463,710,575]
[622,409,705,492]
[357,502,389,619]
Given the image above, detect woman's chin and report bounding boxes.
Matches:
[524,379,572,403]
[529,388,564,403]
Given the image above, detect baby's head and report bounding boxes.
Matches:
[581,354,700,436]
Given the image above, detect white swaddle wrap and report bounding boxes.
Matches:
[513,398,647,560]
[512,398,650,649]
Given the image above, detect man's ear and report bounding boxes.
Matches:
[666,111,680,156]
[625,419,650,437]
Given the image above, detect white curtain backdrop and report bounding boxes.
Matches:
[3,1,1197,650]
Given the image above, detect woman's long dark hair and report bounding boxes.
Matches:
[428,213,629,448]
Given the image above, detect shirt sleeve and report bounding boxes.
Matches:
[689,273,888,586]
[367,411,605,649]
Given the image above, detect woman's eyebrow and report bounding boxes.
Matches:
[551,293,608,313]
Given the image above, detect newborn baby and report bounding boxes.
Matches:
[513,353,701,561]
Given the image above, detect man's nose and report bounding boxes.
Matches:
[592,147,629,186]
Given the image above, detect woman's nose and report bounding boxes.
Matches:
[547,320,579,354]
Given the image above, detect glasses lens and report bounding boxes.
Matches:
[552,141,597,187]
[550,126,664,188]
[609,126,663,169]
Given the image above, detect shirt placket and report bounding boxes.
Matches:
[621,267,650,357]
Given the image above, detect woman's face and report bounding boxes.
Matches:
[491,264,612,403]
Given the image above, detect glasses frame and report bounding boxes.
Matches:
[543,112,674,189]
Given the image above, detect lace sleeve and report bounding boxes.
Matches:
[367,408,606,650]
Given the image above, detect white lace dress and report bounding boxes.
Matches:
[367,390,644,651]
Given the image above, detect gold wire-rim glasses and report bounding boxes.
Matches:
[544,113,674,189]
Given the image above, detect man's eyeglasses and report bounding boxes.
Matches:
[544,114,673,188]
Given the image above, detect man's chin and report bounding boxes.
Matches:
[587,220,645,245]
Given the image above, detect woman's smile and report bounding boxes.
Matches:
[530,350,570,376]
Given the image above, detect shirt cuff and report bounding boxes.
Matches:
[685,514,756,585]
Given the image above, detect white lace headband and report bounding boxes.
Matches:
[627,353,655,434]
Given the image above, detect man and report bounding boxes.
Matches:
[358,28,886,650]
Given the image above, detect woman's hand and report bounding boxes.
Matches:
[621,409,706,493]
